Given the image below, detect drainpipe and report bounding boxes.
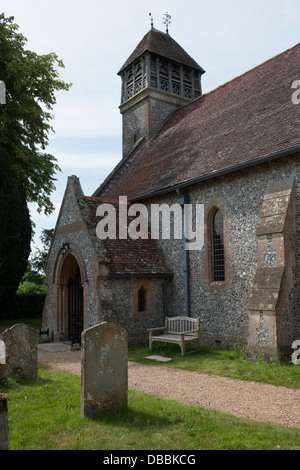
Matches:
[176,189,191,317]
[163,277,168,319]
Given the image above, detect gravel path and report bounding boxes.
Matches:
[37,348,300,429]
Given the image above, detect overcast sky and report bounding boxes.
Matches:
[1,0,300,251]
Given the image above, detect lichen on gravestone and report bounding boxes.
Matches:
[3,324,37,378]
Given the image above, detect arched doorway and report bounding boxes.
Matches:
[57,252,84,345]
[68,264,83,345]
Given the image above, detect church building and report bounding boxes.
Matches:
[43,25,300,360]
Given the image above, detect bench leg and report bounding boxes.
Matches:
[180,341,185,356]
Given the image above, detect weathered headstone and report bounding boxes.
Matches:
[0,340,7,379]
[0,394,10,450]
[0,340,5,364]
[81,322,128,418]
[3,324,37,378]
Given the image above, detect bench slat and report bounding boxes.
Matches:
[149,316,200,356]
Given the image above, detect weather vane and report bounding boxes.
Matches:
[163,12,172,34]
[149,12,153,29]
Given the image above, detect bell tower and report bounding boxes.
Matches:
[118,22,205,158]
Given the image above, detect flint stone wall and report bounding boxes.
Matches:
[146,156,300,349]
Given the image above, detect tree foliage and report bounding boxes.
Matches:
[0,13,71,215]
[0,14,70,316]
[30,227,54,275]
[0,145,31,313]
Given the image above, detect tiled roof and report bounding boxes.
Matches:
[99,43,300,201]
[85,197,173,277]
[118,28,204,73]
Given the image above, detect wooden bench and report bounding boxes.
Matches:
[148,316,200,356]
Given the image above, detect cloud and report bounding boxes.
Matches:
[51,93,122,138]
[47,134,122,170]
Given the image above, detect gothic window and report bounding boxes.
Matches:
[212,210,225,281]
[172,68,181,95]
[183,72,192,98]
[159,64,169,92]
[126,70,134,100]
[138,286,146,312]
[134,63,142,94]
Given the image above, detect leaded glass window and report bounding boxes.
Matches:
[212,210,225,281]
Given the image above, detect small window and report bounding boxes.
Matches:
[138,286,146,312]
[212,210,225,281]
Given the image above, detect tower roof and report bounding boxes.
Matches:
[118,28,205,74]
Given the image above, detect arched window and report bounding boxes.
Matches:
[172,68,181,95]
[212,210,225,281]
[159,63,169,92]
[126,69,134,100]
[134,63,142,93]
[183,72,192,98]
[138,286,147,312]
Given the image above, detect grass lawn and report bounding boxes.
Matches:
[1,317,299,450]
[1,317,299,390]
[1,365,299,451]
[128,343,300,389]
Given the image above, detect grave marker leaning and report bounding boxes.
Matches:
[81,322,128,418]
[3,324,37,378]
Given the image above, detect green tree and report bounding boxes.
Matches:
[0,14,70,316]
[0,145,31,315]
[0,13,71,215]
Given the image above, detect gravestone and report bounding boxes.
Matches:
[0,340,7,379]
[3,324,37,378]
[0,394,10,450]
[81,322,128,418]
[0,340,5,364]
